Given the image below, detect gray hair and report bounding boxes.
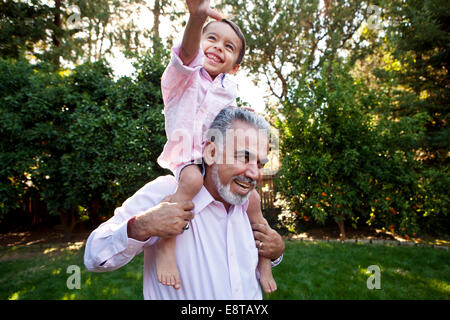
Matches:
[206,108,270,147]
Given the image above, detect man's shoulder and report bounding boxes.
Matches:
[116,175,178,218]
[127,175,177,207]
[141,175,177,193]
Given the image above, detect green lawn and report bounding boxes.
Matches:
[0,240,448,300]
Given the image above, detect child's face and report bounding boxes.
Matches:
[201,22,241,79]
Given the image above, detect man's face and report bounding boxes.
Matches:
[209,121,269,205]
[201,21,241,78]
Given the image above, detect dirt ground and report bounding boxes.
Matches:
[1,224,447,247]
[0,228,90,247]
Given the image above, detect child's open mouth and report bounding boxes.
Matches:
[206,52,223,64]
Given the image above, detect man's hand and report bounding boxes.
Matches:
[128,196,195,241]
[186,0,222,21]
[252,223,285,260]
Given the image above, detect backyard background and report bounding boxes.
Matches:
[0,0,449,300]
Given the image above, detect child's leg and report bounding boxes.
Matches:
[248,189,277,294]
[156,164,203,290]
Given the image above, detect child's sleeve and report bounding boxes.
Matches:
[161,44,204,94]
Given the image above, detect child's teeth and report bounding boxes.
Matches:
[208,54,221,62]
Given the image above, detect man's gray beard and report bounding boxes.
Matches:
[211,165,251,206]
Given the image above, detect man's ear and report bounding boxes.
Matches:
[229,64,240,75]
[203,141,217,166]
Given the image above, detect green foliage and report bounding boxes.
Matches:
[0,52,167,223]
[0,0,55,59]
[1,241,449,300]
[383,0,450,166]
[0,0,164,67]
[219,0,371,101]
[276,62,424,236]
[276,57,448,236]
[221,0,448,237]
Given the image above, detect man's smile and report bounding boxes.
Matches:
[234,179,251,189]
[232,177,256,194]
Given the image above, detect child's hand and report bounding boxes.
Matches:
[186,0,222,21]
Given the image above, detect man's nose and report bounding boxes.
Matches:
[245,163,260,181]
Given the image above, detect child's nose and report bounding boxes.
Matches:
[214,42,224,52]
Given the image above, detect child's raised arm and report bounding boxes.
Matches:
[180,0,222,66]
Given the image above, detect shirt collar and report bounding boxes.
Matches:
[192,185,216,215]
[192,185,250,215]
[200,68,227,88]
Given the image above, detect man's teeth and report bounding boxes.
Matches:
[235,180,250,188]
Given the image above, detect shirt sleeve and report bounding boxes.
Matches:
[160,43,204,101]
[271,253,284,267]
[84,176,177,272]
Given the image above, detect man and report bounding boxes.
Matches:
[84,108,285,299]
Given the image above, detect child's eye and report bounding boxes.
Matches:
[226,44,234,51]
[208,35,216,41]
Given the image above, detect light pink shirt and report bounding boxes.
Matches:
[84,175,262,300]
[157,44,238,172]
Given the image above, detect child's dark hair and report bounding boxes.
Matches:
[202,19,246,65]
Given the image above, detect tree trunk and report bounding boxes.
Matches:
[337,220,346,241]
[60,208,77,241]
[52,0,62,66]
[152,0,161,50]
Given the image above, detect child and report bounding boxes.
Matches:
[156,0,277,294]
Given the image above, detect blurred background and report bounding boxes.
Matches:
[0,0,448,243]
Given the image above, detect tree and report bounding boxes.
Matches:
[277,61,426,238]
[0,0,157,67]
[0,0,55,60]
[0,51,168,238]
[218,0,371,102]
[383,0,449,166]
[219,0,448,237]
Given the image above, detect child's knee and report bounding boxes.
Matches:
[179,164,204,191]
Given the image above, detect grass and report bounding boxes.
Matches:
[265,241,450,300]
[0,240,449,300]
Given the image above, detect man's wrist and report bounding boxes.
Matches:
[127,215,150,242]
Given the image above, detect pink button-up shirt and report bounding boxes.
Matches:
[157,44,238,172]
[84,175,262,300]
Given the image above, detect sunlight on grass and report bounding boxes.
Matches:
[51,268,61,275]
[44,248,58,254]
[2,240,449,299]
[426,278,450,294]
[61,293,77,300]
[8,286,35,300]
[9,292,20,300]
